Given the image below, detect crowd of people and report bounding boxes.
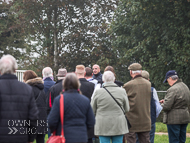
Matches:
[0,54,189,143]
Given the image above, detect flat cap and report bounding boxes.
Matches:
[141,70,149,80]
[128,63,142,71]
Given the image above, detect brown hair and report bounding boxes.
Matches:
[85,67,93,77]
[63,73,80,91]
[104,66,116,78]
[23,70,38,82]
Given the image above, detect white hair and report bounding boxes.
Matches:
[102,71,115,83]
[0,55,18,75]
[42,67,53,78]
[131,70,142,74]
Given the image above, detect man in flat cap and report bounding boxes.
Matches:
[123,63,151,143]
[160,70,190,143]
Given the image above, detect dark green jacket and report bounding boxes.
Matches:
[162,79,190,124]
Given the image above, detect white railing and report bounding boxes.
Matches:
[15,70,26,82]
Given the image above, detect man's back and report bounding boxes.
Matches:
[123,76,151,132]
[46,80,63,115]
[43,77,55,94]
[0,74,38,143]
[79,78,94,101]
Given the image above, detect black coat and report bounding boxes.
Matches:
[0,74,39,143]
[79,78,95,139]
[92,72,102,83]
[46,80,63,115]
[26,77,47,134]
[79,78,94,101]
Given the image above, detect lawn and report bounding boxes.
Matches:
[156,122,190,133]
[34,123,190,143]
[154,134,190,143]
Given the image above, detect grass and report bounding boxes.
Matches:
[34,123,190,142]
[156,122,190,133]
[154,135,190,143]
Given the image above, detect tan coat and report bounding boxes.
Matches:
[123,75,151,132]
[91,82,130,136]
[162,79,190,124]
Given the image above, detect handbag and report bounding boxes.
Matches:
[103,87,131,129]
[46,94,66,143]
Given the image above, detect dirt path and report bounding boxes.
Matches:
[155,132,190,137]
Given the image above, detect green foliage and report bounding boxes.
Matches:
[110,0,190,89]
[8,0,118,75]
[0,2,26,61]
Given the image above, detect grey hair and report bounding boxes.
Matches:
[102,71,115,83]
[42,67,53,78]
[131,70,142,74]
[170,75,178,80]
[0,55,18,75]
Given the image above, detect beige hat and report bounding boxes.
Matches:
[141,70,149,80]
[56,68,67,77]
[128,63,142,71]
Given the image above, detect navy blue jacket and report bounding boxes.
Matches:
[48,89,95,143]
[0,74,39,143]
[43,77,55,95]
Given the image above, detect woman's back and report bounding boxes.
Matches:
[48,89,95,143]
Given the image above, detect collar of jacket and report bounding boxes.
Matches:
[79,78,88,82]
[132,74,142,80]
[172,78,182,86]
[0,74,17,80]
[64,89,79,93]
[44,77,53,81]
[103,82,118,88]
[93,72,102,77]
[56,79,63,84]
[26,77,44,85]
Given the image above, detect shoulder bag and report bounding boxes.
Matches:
[103,87,131,129]
[46,94,66,143]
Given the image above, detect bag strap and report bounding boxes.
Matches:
[35,91,42,101]
[60,94,64,137]
[103,87,125,115]
[49,92,52,108]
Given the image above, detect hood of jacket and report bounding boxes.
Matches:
[26,77,44,90]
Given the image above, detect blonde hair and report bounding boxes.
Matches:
[75,65,85,75]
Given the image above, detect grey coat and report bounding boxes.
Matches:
[91,82,130,136]
[162,79,190,124]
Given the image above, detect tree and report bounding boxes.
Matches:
[0,1,26,61]
[10,0,119,76]
[110,0,190,89]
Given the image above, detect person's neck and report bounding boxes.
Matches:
[85,76,92,80]
[77,75,85,79]
[94,72,100,76]
[169,79,178,86]
[131,73,141,78]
